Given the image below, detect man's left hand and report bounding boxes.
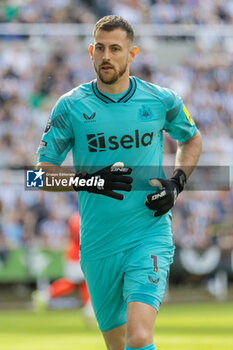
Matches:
[145,169,186,217]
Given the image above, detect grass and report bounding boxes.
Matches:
[0,302,233,350]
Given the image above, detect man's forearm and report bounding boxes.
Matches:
[175,130,202,179]
[36,162,75,191]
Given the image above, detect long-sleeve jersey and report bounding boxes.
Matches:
[37,77,198,261]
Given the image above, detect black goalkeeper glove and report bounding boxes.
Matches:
[73,162,133,200]
[145,169,186,217]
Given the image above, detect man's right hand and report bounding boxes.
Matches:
[73,162,133,200]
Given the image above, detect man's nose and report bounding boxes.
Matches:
[103,48,110,60]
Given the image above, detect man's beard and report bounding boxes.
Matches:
[95,62,128,85]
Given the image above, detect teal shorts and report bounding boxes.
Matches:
[80,240,175,332]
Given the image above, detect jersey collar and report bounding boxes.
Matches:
[92,77,137,104]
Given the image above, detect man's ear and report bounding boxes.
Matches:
[89,44,94,60]
[129,46,139,63]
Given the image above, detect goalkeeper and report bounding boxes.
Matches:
[36,15,202,350]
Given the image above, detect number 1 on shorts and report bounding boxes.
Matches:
[150,255,158,273]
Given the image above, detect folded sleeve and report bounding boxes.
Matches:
[163,88,198,142]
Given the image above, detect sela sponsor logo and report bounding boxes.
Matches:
[26,169,45,188]
[83,112,96,123]
[86,129,154,152]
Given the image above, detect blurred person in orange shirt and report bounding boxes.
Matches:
[33,212,94,321]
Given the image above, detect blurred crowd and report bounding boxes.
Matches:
[1,0,233,24]
[0,1,233,254]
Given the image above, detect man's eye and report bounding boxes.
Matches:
[112,47,120,51]
[96,46,103,51]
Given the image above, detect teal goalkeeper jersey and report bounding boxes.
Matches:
[37,77,198,260]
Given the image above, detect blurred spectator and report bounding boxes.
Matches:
[0,0,96,24]
[1,0,233,24]
[2,209,23,247]
[111,0,148,24]
[37,212,67,250]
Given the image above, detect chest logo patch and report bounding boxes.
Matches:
[83,112,96,122]
[138,105,154,121]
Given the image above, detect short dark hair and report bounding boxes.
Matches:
[93,15,135,43]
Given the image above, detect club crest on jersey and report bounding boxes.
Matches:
[138,105,154,121]
[83,112,96,123]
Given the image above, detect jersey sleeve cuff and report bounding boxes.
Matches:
[177,127,198,143]
[38,155,62,166]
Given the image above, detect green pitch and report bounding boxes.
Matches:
[1,302,233,350]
